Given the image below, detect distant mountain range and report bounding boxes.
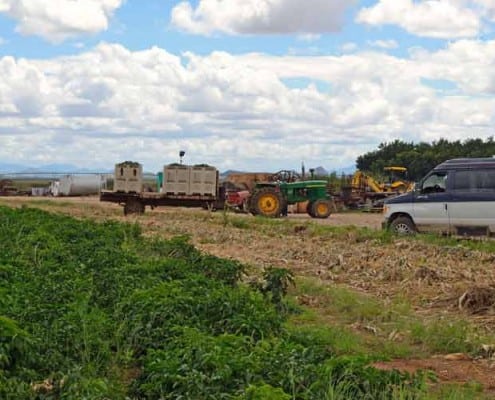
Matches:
[1,163,356,177]
[0,163,108,174]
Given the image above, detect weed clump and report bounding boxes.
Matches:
[458,287,495,314]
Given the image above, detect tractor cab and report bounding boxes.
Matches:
[383,166,413,193]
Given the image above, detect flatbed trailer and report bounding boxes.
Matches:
[100,190,226,215]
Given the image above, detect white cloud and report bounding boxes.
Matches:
[357,0,481,39]
[341,42,358,52]
[0,0,123,42]
[474,0,495,21]
[1,41,495,171]
[369,39,398,49]
[171,0,354,35]
[297,34,321,43]
[411,39,495,94]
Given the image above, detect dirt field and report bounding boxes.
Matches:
[2,195,495,393]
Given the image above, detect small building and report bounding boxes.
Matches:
[31,187,49,197]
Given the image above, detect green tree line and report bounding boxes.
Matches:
[356,138,495,181]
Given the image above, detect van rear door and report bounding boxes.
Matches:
[449,169,495,234]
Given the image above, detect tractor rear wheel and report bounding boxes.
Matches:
[250,187,285,218]
[306,201,315,218]
[310,199,332,219]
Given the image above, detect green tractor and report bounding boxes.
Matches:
[249,179,333,218]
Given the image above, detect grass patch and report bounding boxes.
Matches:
[427,382,488,400]
[413,233,495,253]
[291,277,491,360]
[409,319,480,354]
[287,309,366,356]
[295,278,411,324]
[28,199,74,207]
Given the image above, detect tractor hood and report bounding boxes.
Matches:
[282,180,327,188]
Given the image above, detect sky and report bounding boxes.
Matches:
[1,0,495,173]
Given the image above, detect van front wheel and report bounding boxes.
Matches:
[390,216,416,235]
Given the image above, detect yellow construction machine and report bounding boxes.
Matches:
[382,166,414,193]
[351,166,413,195]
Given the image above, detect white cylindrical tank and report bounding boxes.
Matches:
[54,175,105,196]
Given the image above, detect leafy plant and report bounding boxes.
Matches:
[235,384,291,400]
[259,267,296,312]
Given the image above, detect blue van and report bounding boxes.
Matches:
[382,158,495,235]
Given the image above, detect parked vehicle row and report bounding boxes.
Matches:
[383,158,495,236]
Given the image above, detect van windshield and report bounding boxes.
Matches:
[421,172,448,194]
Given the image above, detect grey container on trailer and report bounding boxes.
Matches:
[163,164,190,195]
[163,164,218,196]
[114,162,143,193]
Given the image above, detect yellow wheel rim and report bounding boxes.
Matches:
[258,194,279,213]
[316,203,329,216]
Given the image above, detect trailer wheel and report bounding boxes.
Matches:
[310,199,332,219]
[124,198,145,216]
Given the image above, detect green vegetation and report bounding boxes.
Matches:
[9,179,52,192]
[0,205,433,399]
[357,138,495,181]
[218,211,495,254]
[292,279,489,359]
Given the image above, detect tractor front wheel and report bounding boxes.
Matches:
[250,188,285,218]
[310,199,332,219]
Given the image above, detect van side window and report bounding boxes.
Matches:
[453,171,471,190]
[454,170,495,192]
[479,170,495,191]
[421,172,448,194]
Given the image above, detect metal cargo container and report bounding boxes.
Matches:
[156,172,163,192]
[190,165,217,196]
[114,162,143,193]
[53,175,106,196]
[163,164,190,195]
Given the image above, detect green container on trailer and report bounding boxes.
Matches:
[157,172,163,192]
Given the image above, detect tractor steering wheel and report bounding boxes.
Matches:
[270,170,301,183]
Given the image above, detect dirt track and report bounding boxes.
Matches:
[288,210,383,228]
[0,195,384,227]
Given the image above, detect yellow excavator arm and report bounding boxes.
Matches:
[351,171,384,193]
